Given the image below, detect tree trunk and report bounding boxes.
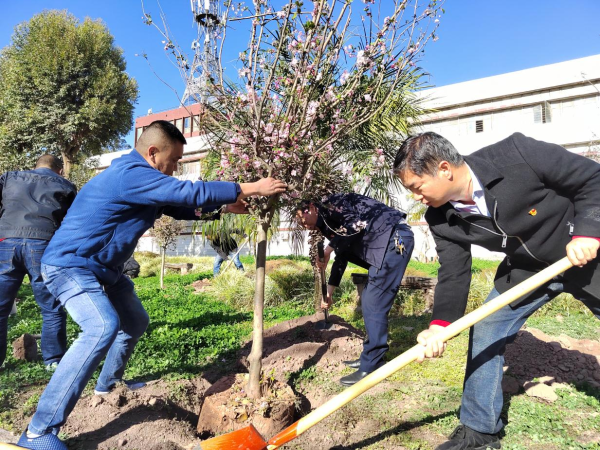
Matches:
[60,148,77,178]
[247,214,271,398]
[308,231,324,312]
[160,247,166,289]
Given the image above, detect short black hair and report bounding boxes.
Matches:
[35,154,63,172]
[393,132,464,177]
[144,120,187,146]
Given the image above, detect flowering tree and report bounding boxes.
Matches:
[143,0,443,398]
[150,215,185,289]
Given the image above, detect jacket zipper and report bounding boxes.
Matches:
[492,202,548,266]
[456,203,548,267]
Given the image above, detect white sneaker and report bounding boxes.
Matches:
[45,362,59,372]
[94,379,146,395]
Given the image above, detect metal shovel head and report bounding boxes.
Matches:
[197,424,268,450]
[315,319,334,330]
[315,309,333,330]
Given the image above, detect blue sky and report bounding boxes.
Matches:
[1,1,599,148]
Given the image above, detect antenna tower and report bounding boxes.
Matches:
[183,0,223,104]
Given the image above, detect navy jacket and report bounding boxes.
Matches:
[0,168,77,240]
[426,133,600,323]
[42,150,240,285]
[315,193,407,286]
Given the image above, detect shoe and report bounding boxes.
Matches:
[435,425,501,450]
[339,370,371,386]
[94,379,146,396]
[17,430,68,450]
[45,362,59,372]
[342,359,361,369]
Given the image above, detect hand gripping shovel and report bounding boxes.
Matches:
[315,242,333,330]
[197,257,572,449]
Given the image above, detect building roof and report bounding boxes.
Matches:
[418,54,600,110]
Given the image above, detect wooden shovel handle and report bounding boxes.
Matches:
[267,257,573,448]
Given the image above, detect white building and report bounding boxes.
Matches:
[416,54,600,154]
[97,54,600,259]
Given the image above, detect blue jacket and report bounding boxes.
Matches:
[315,193,408,286]
[0,168,76,240]
[42,150,239,285]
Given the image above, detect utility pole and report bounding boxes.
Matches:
[183,0,224,105]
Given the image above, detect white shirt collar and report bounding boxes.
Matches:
[449,163,490,217]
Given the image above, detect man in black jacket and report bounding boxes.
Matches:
[394,132,600,450]
[0,155,77,369]
[297,193,414,386]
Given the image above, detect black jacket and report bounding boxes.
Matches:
[426,133,600,323]
[0,168,77,240]
[315,193,407,286]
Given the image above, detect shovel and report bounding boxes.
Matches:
[196,256,573,450]
[315,242,333,330]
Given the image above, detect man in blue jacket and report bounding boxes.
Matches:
[0,155,76,370]
[297,193,414,386]
[18,120,286,450]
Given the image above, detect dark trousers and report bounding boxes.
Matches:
[0,238,66,367]
[359,223,414,372]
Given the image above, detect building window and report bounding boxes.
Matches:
[184,117,191,134]
[193,115,201,132]
[533,103,551,124]
[136,127,143,142]
[175,118,183,132]
[475,120,484,133]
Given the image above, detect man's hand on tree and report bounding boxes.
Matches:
[239,177,287,198]
[416,324,447,362]
[566,237,599,267]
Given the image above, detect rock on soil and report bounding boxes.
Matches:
[12,333,39,362]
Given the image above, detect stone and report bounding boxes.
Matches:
[12,334,39,362]
[118,438,128,446]
[523,381,558,402]
[90,396,104,407]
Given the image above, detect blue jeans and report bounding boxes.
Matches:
[0,238,66,367]
[460,280,600,434]
[28,264,149,435]
[213,252,244,276]
[360,224,414,372]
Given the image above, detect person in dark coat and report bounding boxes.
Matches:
[0,154,77,370]
[209,234,244,276]
[297,193,414,386]
[394,132,600,450]
[123,256,141,279]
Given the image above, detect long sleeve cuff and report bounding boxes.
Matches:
[573,236,600,242]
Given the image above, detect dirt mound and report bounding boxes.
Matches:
[504,327,600,392]
[237,314,364,378]
[265,259,302,274]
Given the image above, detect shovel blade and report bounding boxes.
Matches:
[197,425,268,450]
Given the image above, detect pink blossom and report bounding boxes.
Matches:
[364,94,372,102]
[276,10,286,19]
[340,71,351,85]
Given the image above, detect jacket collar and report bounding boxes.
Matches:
[463,154,503,188]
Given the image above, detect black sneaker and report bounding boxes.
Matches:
[436,425,501,450]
